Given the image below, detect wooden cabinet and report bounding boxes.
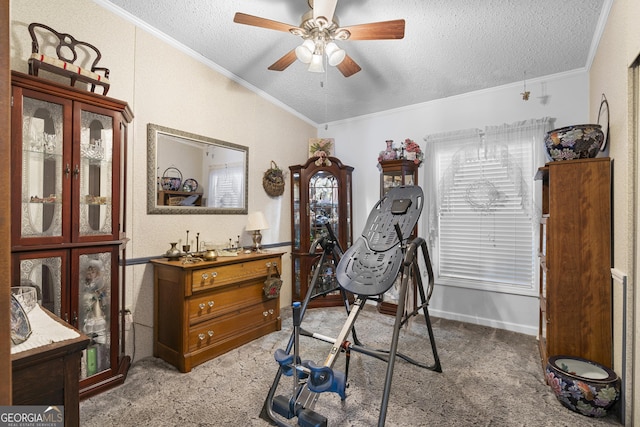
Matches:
[536,157,612,369]
[10,71,132,398]
[151,252,284,373]
[12,308,89,427]
[377,159,419,315]
[290,157,353,307]
[379,159,418,197]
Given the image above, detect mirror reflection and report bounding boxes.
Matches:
[147,124,248,214]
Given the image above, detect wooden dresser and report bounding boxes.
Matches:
[151,252,284,372]
[536,158,612,369]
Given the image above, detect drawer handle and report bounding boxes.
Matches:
[263,311,268,317]
[266,262,272,267]
[198,330,214,341]
[201,272,217,281]
[269,309,274,315]
[198,301,215,310]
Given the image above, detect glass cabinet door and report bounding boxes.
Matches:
[77,107,115,239]
[309,171,339,246]
[77,248,115,380]
[19,94,70,243]
[14,250,67,319]
[292,171,301,251]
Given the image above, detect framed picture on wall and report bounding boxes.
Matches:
[309,138,335,158]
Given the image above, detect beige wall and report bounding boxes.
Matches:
[10,0,316,361]
[589,0,640,424]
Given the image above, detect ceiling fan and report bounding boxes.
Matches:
[233,0,405,77]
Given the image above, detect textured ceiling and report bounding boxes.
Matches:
[99,0,606,125]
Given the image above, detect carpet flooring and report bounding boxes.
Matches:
[80,304,621,426]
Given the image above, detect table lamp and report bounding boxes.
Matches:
[246,211,269,251]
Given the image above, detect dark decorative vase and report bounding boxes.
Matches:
[545,355,620,417]
[165,242,181,259]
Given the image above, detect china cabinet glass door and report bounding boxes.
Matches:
[309,171,339,245]
[19,93,70,244]
[15,250,67,319]
[76,108,114,239]
[77,248,116,380]
[292,172,301,250]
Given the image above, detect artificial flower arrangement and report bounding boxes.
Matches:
[402,138,424,165]
[309,138,334,166]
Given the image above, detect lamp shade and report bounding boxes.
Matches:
[325,42,346,66]
[246,211,269,231]
[308,54,325,73]
[295,39,315,64]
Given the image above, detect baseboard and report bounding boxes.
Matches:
[428,308,538,336]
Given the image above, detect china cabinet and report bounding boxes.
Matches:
[535,157,612,369]
[377,159,419,315]
[151,252,284,372]
[379,159,418,197]
[10,71,133,398]
[290,156,353,307]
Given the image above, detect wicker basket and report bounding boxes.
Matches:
[168,196,186,206]
[262,161,285,197]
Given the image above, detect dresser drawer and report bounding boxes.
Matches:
[188,298,279,352]
[188,281,266,325]
[192,257,281,292]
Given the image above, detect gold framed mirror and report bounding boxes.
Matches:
[147,124,248,214]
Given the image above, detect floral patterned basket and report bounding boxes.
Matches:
[544,124,604,161]
[546,355,620,418]
[161,166,183,191]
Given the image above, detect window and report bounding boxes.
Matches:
[207,163,244,208]
[424,118,551,295]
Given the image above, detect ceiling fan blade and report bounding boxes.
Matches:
[337,54,361,77]
[342,19,405,40]
[233,12,298,33]
[268,49,298,71]
[313,0,338,22]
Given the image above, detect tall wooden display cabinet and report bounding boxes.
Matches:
[377,159,419,315]
[290,156,353,307]
[536,157,612,369]
[10,71,132,398]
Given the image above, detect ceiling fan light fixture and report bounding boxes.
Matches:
[325,42,345,66]
[295,39,315,64]
[308,54,325,73]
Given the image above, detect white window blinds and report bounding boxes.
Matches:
[207,163,244,208]
[424,118,551,294]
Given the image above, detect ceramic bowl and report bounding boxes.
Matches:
[546,355,620,417]
[544,124,604,161]
[11,286,37,313]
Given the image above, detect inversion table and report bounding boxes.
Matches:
[261,185,442,427]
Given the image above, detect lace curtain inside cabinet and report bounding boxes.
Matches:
[207,163,244,208]
[424,118,552,289]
